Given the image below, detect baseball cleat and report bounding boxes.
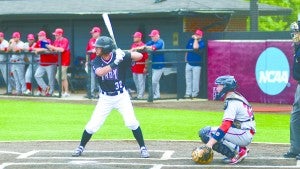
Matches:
[140,146,150,158]
[72,146,84,157]
[223,147,248,164]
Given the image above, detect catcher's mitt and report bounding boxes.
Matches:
[191,145,214,164]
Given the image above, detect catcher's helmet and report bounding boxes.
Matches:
[94,36,115,54]
[214,75,237,100]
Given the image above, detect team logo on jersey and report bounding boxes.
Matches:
[255,47,290,95]
[102,69,118,80]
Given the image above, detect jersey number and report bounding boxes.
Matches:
[115,81,123,90]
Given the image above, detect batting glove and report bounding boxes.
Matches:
[114,48,125,65]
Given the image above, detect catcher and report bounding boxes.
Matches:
[192,75,256,164]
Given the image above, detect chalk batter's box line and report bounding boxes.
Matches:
[16,150,294,160]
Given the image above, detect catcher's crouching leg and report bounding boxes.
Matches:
[199,126,235,158]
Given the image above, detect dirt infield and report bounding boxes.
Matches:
[0,140,298,169]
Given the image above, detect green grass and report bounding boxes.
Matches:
[0,99,290,143]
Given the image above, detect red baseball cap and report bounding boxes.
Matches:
[195,29,203,36]
[27,34,35,40]
[38,31,46,36]
[52,28,64,35]
[149,29,160,37]
[133,32,142,38]
[12,32,21,38]
[90,27,101,34]
[0,32,4,37]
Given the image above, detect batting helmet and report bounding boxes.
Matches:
[214,75,237,100]
[94,36,115,54]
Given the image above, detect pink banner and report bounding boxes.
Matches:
[207,40,296,104]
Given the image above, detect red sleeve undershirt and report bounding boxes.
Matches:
[219,120,233,133]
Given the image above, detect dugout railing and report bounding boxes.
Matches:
[146,49,205,102]
[0,51,63,98]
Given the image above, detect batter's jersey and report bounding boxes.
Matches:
[91,51,131,92]
[223,92,256,132]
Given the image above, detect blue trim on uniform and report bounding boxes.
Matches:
[212,128,225,141]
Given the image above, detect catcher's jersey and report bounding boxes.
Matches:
[223,92,256,132]
[91,51,131,92]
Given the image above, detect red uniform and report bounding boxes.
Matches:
[131,42,148,73]
[86,38,97,61]
[34,39,58,66]
[53,37,70,66]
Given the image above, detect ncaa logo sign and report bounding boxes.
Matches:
[255,47,289,95]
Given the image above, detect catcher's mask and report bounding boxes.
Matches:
[94,36,116,54]
[213,75,237,100]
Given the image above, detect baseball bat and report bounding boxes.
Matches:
[102,13,118,48]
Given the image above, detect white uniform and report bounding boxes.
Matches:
[85,51,140,133]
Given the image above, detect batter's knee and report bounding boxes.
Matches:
[85,127,97,134]
[199,126,211,144]
[126,123,140,130]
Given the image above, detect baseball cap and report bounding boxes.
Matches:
[52,28,64,35]
[133,32,142,38]
[27,34,35,40]
[12,32,20,38]
[149,29,160,37]
[0,32,4,37]
[90,27,101,34]
[38,31,46,36]
[195,29,203,36]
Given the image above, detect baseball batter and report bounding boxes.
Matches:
[199,75,256,164]
[72,36,149,158]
